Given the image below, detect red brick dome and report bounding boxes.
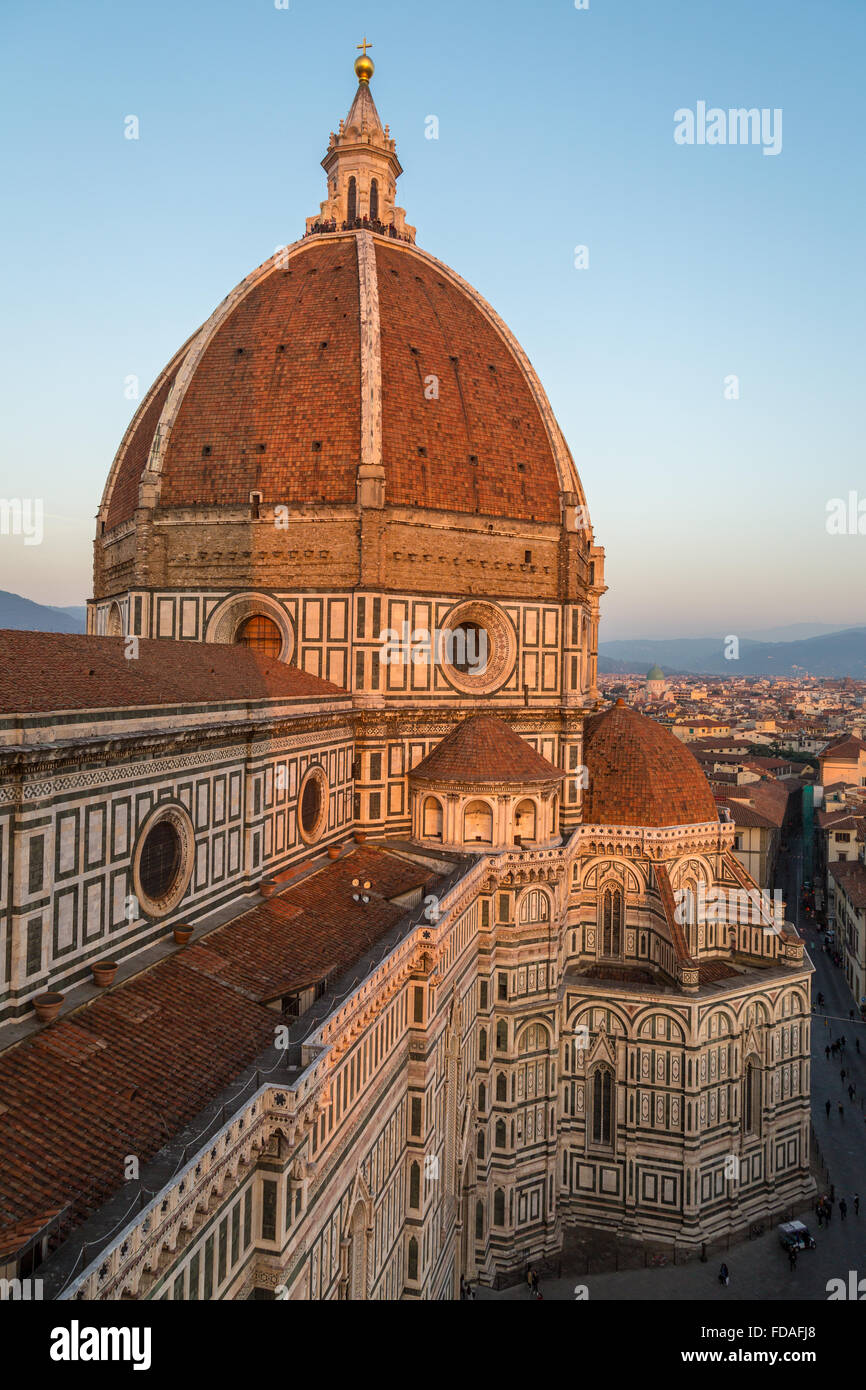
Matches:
[100,232,586,532]
[411,715,564,787]
[582,701,719,828]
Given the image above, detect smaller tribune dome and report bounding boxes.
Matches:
[582,703,718,828]
[410,715,564,787]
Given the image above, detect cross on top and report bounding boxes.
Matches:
[357,37,372,58]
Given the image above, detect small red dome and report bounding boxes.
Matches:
[582,703,718,828]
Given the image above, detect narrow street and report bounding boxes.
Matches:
[479,831,866,1302]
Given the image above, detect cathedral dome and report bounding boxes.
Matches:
[91,51,603,691]
[100,232,581,532]
[582,701,718,828]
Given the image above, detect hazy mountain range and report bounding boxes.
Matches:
[0,590,87,632]
[599,626,866,679]
[1,592,864,679]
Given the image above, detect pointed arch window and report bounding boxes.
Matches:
[407,1235,419,1281]
[348,1204,368,1300]
[591,1064,614,1146]
[743,1056,761,1135]
[409,1160,421,1208]
[347,176,357,223]
[519,887,550,924]
[369,178,379,220]
[601,886,624,956]
[493,1189,505,1226]
[682,877,699,953]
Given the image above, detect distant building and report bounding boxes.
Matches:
[819,734,866,788]
[645,663,668,703]
[715,780,791,889]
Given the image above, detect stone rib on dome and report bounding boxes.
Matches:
[582,701,719,828]
[410,715,564,786]
[99,231,588,533]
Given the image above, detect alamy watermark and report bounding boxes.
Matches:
[826,492,866,535]
[674,102,782,157]
[379,623,488,673]
[0,498,43,546]
[674,884,784,932]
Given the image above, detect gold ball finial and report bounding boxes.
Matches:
[355,37,373,82]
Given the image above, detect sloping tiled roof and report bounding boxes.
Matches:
[652,862,694,965]
[0,846,440,1260]
[829,858,866,911]
[722,777,790,828]
[822,734,866,761]
[582,702,719,828]
[0,633,345,716]
[183,845,438,1002]
[714,796,778,829]
[410,715,563,786]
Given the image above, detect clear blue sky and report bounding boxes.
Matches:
[1,0,863,638]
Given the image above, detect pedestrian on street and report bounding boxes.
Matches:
[531,1268,539,1296]
[840,1199,848,1221]
[849,1085,855,1102]
[825,1045,831,1061]
[816,1202,824,1228]
[526,1268,533,1296]
[788,1247,797,1271]
[826,1099,831,1118]
[841,1069,846,1083]
[854,1194,860,1216]
[839,1101,845,1120]
[719,1263,730,1287]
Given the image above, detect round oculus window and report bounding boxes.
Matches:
[235,613,283,659]
[298,766,328,844]
[440,601,517,695]
[133,806,195,918]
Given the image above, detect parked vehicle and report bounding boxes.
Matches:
[778,1220,816,1252]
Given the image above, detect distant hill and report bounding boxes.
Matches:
[50,604,88,626]
[599,627,866,679]
[0,591,86,634]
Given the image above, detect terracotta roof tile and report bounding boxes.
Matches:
[583,702,718,828]
[0,846,441,1259]
[103,234,567,530]
[375,242,561,520]
[0,632,345,716]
